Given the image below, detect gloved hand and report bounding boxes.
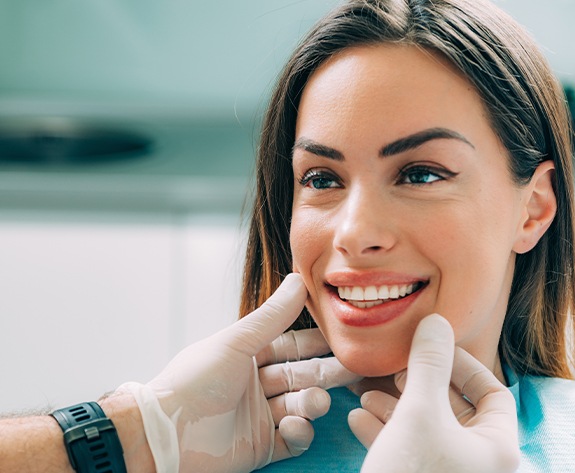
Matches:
[118,273,361,473]
[348,314,520,473]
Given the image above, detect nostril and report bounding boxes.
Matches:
[334,241,390,258]
[365,245,383,252]
[333,213,397,256]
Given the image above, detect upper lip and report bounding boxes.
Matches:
[325,270,427,288]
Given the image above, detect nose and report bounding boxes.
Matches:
[333,186,398,258]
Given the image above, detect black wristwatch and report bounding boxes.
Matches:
[51,402,127,473]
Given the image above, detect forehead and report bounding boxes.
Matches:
[295,44,493,147]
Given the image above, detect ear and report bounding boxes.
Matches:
[513,161,557,254]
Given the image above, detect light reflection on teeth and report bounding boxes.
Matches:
[337,282,420,307]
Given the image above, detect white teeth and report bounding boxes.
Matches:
[378,285,389,299]
[364,286,378,301]
[350,286,364,300]
[350,300,385,309]
[348,299,386,309]
[337,282,420,306]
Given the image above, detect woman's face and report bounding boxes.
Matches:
[290,44,531,377]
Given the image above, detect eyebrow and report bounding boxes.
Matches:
[380,127,475,156]
[292,138,345,161]
[292,127,474,161]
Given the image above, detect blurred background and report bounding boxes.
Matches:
[0,0,573,412]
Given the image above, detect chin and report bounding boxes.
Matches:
[332,343,409,378]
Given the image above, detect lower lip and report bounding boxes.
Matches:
[328,286,425,327]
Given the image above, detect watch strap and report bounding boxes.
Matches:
[51,402,127,473]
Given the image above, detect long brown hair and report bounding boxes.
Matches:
[240,0,575,378]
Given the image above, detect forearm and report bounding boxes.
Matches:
[0,414,74,473]
[0,393,155,473]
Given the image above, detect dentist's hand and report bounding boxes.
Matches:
[349,314,520,473]
[119,273,360,473]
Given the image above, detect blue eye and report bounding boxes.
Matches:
[310,176,337,189]
[399,166,445,185]
[299,170,341,189]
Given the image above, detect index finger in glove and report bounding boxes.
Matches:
[403,314,454,400]
[260,356,362,398]
[222,273,308,357]
[257,328,331,367]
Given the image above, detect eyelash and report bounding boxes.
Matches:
[297,165,456,190]
[298,169,341,189]
[397,165,456,185]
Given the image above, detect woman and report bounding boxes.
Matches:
[241,0,575,471]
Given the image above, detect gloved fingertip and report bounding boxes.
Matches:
[414,314,453,343]
[279,416,314,457]
[301,387,331,419]
[347,407,364,426]
[347,408,381,449]
[359,390,383,410]
[280,273,306,294]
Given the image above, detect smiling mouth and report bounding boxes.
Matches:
[335,281,426,308]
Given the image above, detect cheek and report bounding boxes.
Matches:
[289,208,330,273]
[420,206,517,334]
[290,208,335,326]
[289,213,308,271]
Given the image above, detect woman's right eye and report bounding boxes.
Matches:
[298,170,341,189]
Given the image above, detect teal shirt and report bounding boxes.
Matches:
[259,372,575,472]
[259,388,366,472]
[507,368,575,472]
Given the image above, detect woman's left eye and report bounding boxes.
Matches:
[398,166,450,185]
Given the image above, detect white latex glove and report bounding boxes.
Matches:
[349,314,520,473]
[118,273,360,473]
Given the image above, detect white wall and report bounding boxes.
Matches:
[494,0,575,84]
[0,210,244,412]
